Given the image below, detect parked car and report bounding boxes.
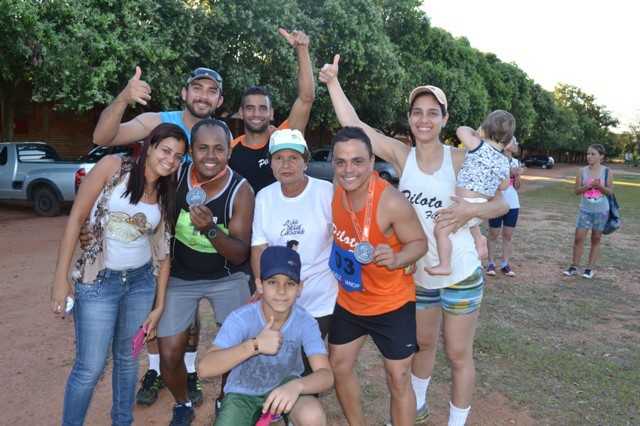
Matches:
[0,142,92,216]
[306,148,398,182]
[76,142,143,189]
[523,155,555,169]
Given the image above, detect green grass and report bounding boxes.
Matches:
[474,171,640,425]
[193,170,640,425]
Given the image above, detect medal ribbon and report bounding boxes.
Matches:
[190,165,228,188]
[345,173,376,243]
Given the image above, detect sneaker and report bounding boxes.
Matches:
[415,403,430,424]
[486,263,496,276]
[501,264,515,277]
[187,372,203,406]
[385,403,430,426]
[169,403,195,426]
[563,266,579,276]
[136,369,165,405]
[582,269,594,279]
[215,396,222,415]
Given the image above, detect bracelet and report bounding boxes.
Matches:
[252,337,259,356]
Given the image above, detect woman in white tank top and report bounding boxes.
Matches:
[50,124,187,425]
[320,57,509,425]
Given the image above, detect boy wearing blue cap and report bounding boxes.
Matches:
[199,246,333,425]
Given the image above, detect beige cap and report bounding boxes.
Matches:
[409,85,448,112]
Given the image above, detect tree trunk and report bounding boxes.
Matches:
[1,88,16,142]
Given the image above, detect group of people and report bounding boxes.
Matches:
[50,27,613,426]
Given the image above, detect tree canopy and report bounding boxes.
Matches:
[0,0,632,156]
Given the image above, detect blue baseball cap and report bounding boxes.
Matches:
[260,246,301,282]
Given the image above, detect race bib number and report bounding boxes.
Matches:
[329,242,364,292]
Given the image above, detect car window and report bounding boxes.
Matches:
[84,144,138,162]
[311,150,329,162]
[0,146,7,166]
[18,144,63,162]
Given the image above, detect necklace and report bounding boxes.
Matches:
[144,184,157,198]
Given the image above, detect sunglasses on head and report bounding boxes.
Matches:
[186,68,223,87]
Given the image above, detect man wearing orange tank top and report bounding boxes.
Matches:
[327,126,428,426]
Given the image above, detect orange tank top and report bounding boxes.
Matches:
[330,174,415,316]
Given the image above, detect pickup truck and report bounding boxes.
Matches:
[0,142,91,216]
[306,147,399,183]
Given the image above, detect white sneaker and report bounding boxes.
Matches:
[582,269,594,279]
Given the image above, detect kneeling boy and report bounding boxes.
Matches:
[198,246,334,425]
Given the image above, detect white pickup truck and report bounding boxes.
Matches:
[0,142,92,216]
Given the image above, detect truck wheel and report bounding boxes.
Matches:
[33,187,61,217]
[379,171,392,182]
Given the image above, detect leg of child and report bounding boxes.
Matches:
[470,225,488,260]
[425,223,452,276]
[287,394,326,426]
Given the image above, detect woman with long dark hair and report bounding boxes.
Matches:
[50,123,187,425]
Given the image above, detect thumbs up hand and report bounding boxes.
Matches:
[255,316,282,355]
[319,54,340,84]
[120,66,152,106]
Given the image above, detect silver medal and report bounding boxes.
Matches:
[186,187,206,206]
[354,241,374,264]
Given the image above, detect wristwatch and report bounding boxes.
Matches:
[206,224,219,239]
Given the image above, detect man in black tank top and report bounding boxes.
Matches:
[229,29,315,195]
[157,119,255,425]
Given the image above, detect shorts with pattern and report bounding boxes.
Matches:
[415,267,483,315]
[576,208,608,231]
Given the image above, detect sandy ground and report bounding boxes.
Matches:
[1,164,636,425]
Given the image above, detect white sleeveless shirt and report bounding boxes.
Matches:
[399,146,480,290]
[90,176,161,270]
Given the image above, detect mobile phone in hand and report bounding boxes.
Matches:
[131,325,148,360]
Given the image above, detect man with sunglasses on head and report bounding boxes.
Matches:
[91,66,226,414]
[229,28,315,194]
[94,66,224,160]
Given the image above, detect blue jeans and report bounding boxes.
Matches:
[62,263,156,426]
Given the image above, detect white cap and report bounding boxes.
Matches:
[269,129,308,154]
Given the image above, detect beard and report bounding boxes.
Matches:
[243,118,270,134]
[186,98,216,119]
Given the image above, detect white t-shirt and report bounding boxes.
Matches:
[399,146,480,290]
[502,157,520,209]
[252,176,338,317]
